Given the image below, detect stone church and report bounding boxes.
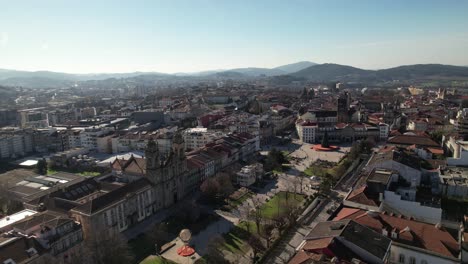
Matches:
[110,131,188,210]
[145,131,187,208]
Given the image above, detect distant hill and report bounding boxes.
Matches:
[375,64,468,80]
[1,62,467,88]
[0,69,168,88]
[273,61,317,74]
[290,63,468,82]
[291,63,371,81]
[224,67,284,77]
[0,77,74,88]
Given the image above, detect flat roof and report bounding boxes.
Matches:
[0,209,37,229]
[18,160,38,167]
[367,169,393,184]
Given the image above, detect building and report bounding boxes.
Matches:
[387,134,440,149]
[145,132,187,207]
[455,108,468,139]
[344,167,442,224]
[0,129,34,159]
[334,208,460,264]
[292,219,391,264]
[182,127,224,150]
[2,210,84,264]
[269,105,295,135]
[236,163,263,187]
[407,118,429,131]
[439,167,468,198]
[337,92,351,123]
[70,178,155,237]
[445,138,468,166]
[295,120,317,143]
[18,108,49,129]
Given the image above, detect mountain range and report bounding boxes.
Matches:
[1,61,467,88]
[291,63,468,82]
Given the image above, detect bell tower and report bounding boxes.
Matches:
[145,138,159,170]
[172,131,185,160]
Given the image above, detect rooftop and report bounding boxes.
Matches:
[0,209,37,230]
[334,208,460,260]
[304,219,391,261]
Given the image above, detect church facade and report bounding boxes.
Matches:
[144,132,188,209]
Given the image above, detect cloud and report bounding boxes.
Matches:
[0,32,9,47]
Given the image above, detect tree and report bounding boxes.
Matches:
[217,172,235,198]
[81,233,134,264]
[174,200,201,224]
[319,174,333,196]
[35,158,48,175]
[205,235,229,264]
[147,223,171,254]
[321,131,330,148]
[265,148,287,172]
[200,177,221,201]
[260,223,276,248]
[247,234,266,261]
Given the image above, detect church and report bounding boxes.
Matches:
[145,132,187,208]
[111,131,188,210]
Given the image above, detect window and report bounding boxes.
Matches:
[409,257,416,264]
[399,254,405,263]
[420,261,428,264]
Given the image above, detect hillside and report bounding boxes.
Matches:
[273,61,317,74]
[291,64,372,81]
[290,63,468,82]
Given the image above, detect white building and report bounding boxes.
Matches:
[183,127,224,150]
[446,138,468,166]
[236,163,263,187]
[0,129,34,159]
[296,120,317,143]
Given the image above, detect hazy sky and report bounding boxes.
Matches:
[1,0,467,73]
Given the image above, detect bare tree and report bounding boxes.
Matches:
[260,222,275,248]
[249,197,264,235]
[205,235,229,264]
[81,233,134,264]
[247,234,266,261]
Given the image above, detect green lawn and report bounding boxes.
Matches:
[78,171,101,177]
[259,192,305,219]
[47,169,57,175]
[221,221,256,253]
[304,158,352,179]
[140,255,176,264]
[47,168,101,178]
[228,192,253,207]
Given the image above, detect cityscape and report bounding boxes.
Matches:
[1,1,468,264]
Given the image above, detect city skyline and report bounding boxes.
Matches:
[1,0,468,74]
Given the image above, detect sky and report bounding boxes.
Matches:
[0,0,468,74]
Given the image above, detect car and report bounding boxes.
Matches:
[310,176,321,181]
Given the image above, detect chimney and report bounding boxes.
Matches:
[382,227,389,237]
[391,228,399,239]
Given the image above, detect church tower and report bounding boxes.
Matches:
[172,131,185,161]
[145,138,159,169]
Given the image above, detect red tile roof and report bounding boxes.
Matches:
[346,186,378,207]
[333,208,460,259]
[302,237,334,251]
